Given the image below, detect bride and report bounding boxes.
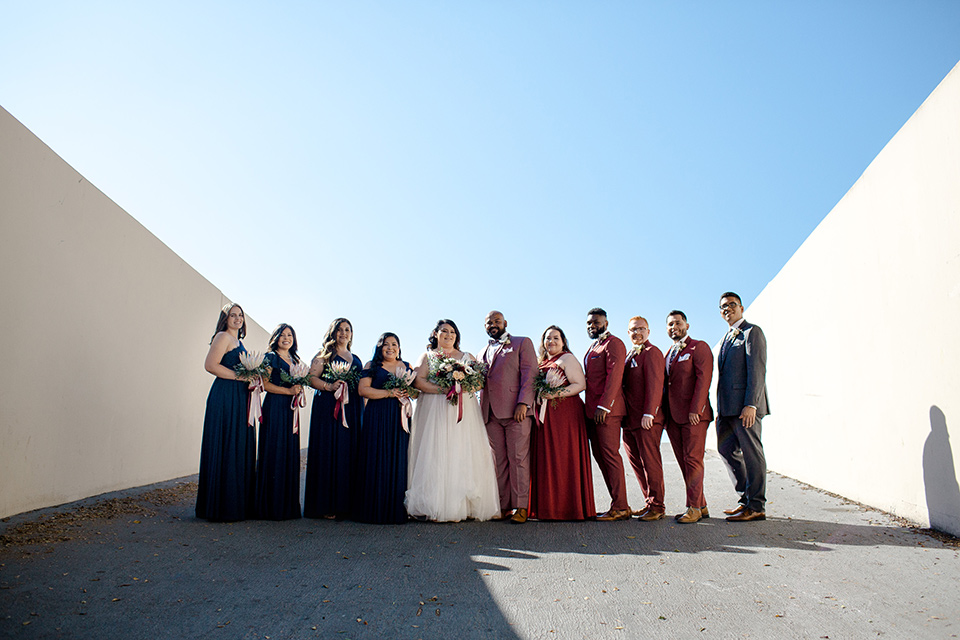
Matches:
[406,319,501,522]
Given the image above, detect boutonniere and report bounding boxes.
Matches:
[730,328,741,338]
[597,330,611,343]
[633,344,646,355]
[499,333,512,345]
[676,340,687,352]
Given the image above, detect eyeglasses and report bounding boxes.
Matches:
[719,303,741,311]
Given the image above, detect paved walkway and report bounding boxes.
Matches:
[2,446,958,639]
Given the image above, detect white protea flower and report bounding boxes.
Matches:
[395,366,417,385]
[239,350,265,371]
[327,360,352,377]
[288,361,311,380]
[545,368,567,388]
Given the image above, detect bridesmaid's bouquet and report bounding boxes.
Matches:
[235,350,268,427]
[280,361,312,434]
[322,360,359,428]
[535,367,568,423]
[234,350,269,381]
[384,365,420,433]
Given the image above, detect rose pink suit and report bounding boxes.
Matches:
[583,335,629,512]
[479,335,538,512]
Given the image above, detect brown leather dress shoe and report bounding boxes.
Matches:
[638,509,665,521]
[596,509,632,521]
[675,507,702,524]
[726,508,765,522]
[510,508,528,524]
[632,508,649,517]
[724,504,746,516]
[700,505,709,518]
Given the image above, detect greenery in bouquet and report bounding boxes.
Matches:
[234,350,269,381]
[535,367,568,409]
[428,351,487,405]
[383,365,421,399]
[321,359,361,390]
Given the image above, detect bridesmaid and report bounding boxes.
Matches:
[529,325,596,521]
[353,333,413,524]
[303,318,363,519]
[196,303,256,521]
[255,323,304,520]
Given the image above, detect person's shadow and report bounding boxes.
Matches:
[922,405,960,534]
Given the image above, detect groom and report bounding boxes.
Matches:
[479,311,538,524]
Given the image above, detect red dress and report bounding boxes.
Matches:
[529,355,597,520]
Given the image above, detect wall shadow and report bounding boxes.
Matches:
[923,405,960,535]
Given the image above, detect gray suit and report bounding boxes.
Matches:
[716,320,769,511]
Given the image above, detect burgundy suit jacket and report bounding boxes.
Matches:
[663,337,714,425]
[583,335,627,418]
[479,335,538,423]
[622,342,665,431]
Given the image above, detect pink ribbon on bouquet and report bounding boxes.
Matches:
[446,381,463,423]
[398,396,413,433]
[290,388,306,434]
[333,380,350,428]
[247,377,264,427]
[538,398,548,424]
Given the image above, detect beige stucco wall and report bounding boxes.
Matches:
[0,106,310,518]
[747,62,960,535]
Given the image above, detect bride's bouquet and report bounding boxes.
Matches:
[280,361,312,433]
[235,350,268,427]
[534,367,568,423]
[322,360,360,428]
[428,351,487,422]
[383,365,420,432]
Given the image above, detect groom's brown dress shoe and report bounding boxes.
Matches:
[596,509,632,521]
[724,505,746,516]
[510,508,528,524]
[638,508,665,522]
[700,505,709,518]
[726,508,765,522]
[675,507,702,524]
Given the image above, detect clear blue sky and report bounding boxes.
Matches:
[3,2,959,361]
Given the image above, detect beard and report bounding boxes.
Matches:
[486,326,505,340]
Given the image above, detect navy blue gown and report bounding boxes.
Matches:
[303,355,363,519]
[254,352,303,520]
[352,364,411,524]
[196,344,256,521]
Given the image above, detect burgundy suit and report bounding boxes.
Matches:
[479,335,538,511]
[621,342,666,511]
[583,334,628,512]
[663,337,714,510]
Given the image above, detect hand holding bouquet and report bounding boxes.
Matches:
[235,350,268,427]
[428,351,487,422]
[281,361,312,433]
[384,365,420,432]
[535,367,568,423]
[322,360,359,428]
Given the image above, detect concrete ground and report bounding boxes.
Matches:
[1,445,958,640]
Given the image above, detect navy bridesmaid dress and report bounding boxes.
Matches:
[352,364,411,524]
[254,352,303,520]
[196,344,256,521]
[303,355,363,519]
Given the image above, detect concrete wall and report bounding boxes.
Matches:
[747,62,960,535]
[0,106,310,518]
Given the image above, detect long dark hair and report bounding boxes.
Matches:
[538,325,571,363]
[314,318,353,369]
[268,323,301,364]
[210,303,247,343]
[427,319,461,351]
[371,332,402,371]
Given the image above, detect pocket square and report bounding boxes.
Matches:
[501,347,514,354]
[678,354,691,362]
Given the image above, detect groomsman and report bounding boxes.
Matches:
[663,310,713,524]
[583,308,631,521]
[716,292,769,522]
[621,316,667,521]
[479,311,538,524]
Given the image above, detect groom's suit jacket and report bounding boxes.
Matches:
[479,335,538,423]
[717,320,769,418]
[622,342,665,431]
[664,337,714,425]
[583,335,627,419]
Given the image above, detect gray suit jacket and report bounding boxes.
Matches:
[717,320,769,418]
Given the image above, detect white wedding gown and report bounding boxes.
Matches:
[405,352,501,522]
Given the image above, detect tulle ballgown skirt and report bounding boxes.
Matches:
[405,392,500,522]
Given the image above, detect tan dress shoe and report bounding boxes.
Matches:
[724,505,746,516]
[510,508,528,524]
[596,509,632,521]
[700,505,709,518]
[726,508,765,522]
[638,509,665,521]
[675,507,702,524]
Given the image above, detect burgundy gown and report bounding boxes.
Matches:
[529,354,596,520]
